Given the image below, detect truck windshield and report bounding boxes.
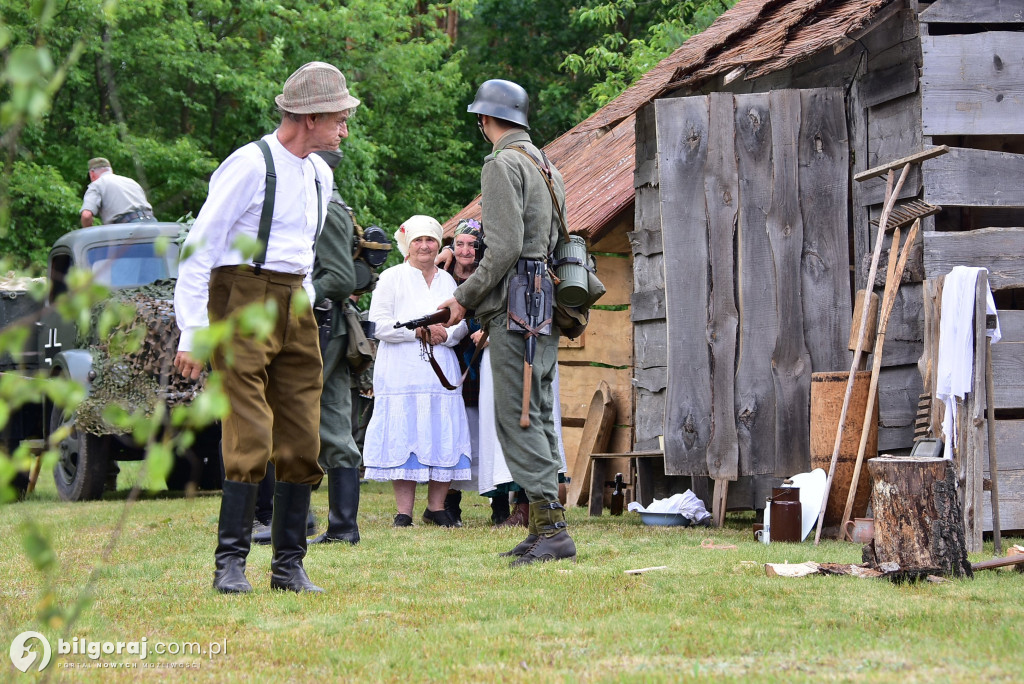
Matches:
[86,241,178,288]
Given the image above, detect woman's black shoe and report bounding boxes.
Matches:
[421,508,459,528]
[393,513,414,527]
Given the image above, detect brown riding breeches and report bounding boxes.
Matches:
[208,266,324,485]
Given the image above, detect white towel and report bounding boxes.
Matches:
[935,266,1000,459]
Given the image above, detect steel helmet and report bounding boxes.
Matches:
[467,79,530,129]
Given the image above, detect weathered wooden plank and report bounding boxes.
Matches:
[859,60,920,109]
[734,92,779,477]
[634,366,666,394]
[557,363,633,425]
[627,228,663,257]
[991,341,1024,409]
[997,309,1024,342]
[867,94,923,173]
[630,288,666,322]
[921,32,1024,136]
[634,319,667,369]
[925,227,1024,289]
[963,273,990,550]
[870,282,924,368]
[800,87,852,374]
[921,0,1024,24]
[988,419,1024,474]
[858,166,922,207]
[657,96,712,477]
[767,89,812,477]
[557,308,633,367]
[849,61,872,294]
[854,145,948,182]
[982,470,1024,533]
[593,253,632,306]
[924,147,1024,208]
[634,388,666,445]
[705,92,740,481]
[877,364,923,453]
[633,252,664,292]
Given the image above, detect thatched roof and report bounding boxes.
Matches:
[444,0,896,240]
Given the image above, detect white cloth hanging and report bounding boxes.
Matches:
[935,266,1000,460]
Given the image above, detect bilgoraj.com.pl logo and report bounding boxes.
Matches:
[9,631,51,673]
[9,631,226,672]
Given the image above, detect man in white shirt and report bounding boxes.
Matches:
[173,62,359,594]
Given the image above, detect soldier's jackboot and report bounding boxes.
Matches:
[213,480,258,594]
[498,501,539,557]
[269,482,324,593]
[510,501,577,567]
[309,467,360,545]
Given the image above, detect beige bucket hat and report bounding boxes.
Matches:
[275,62,360,114]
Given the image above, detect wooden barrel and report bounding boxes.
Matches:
[810,371,878,532]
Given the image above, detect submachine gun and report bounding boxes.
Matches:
[394,307,487,391]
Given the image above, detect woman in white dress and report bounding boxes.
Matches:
[362,215,472,528]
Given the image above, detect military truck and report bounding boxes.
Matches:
[1,222,221,501]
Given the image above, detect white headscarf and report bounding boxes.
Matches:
[396,215,443,258]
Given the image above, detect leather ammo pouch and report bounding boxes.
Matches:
[314,300,333,354]
[342,300,375,373]
[507,258,553,337]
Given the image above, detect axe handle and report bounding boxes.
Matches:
[520,362,532,428]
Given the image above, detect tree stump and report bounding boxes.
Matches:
[866,456,972,580]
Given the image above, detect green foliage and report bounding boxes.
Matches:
[561,0,735,109]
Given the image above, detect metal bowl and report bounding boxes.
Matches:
[638,512,690,527]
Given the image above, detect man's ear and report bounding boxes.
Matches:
[305,113,318,130]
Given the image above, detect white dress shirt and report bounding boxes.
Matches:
[174,131,333,351]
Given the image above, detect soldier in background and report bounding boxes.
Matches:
[80,158,156,227]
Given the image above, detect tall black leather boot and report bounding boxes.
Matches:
[270,481,324,593]
[498,502,538,558]
[510,501,577,567]
[213,480,259,593]
[310,467,360,545]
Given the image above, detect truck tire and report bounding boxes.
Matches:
[50,401,109,502]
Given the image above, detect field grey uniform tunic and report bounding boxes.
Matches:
[453,129,564,502]
[312,191,361,470]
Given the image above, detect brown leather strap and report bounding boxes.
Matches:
[505,145,570,243]
[507,311,553,339]
[421,329,489,391]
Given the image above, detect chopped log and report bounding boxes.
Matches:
[867,456,973,579]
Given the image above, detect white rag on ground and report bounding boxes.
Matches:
[627,491,711,524]
[935,266,1000,460]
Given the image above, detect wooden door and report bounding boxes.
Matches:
[657,88,850,478]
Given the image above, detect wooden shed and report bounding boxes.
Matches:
[447,0,1024,530]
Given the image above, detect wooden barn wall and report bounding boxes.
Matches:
[632,5,928,509]
[558,212,634,482]
[919,0,1024,531]
[654,88,850,483]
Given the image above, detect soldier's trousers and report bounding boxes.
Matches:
[208,266,324,485]
[486,312,560,503]
[318,332,361,470]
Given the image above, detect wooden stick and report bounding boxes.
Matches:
[520,362,532,428]
[986,333,1002,555]
[972,555,1024,571]
[853,145,949,182]
[814,165,910,545]
[840,219,921,538]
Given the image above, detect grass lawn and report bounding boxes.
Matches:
[3,466,1023,683]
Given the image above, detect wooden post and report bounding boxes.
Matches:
[867,455,973,579]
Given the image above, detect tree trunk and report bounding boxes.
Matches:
[867,455,972,579]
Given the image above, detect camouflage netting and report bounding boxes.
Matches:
[77,279,207,435]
